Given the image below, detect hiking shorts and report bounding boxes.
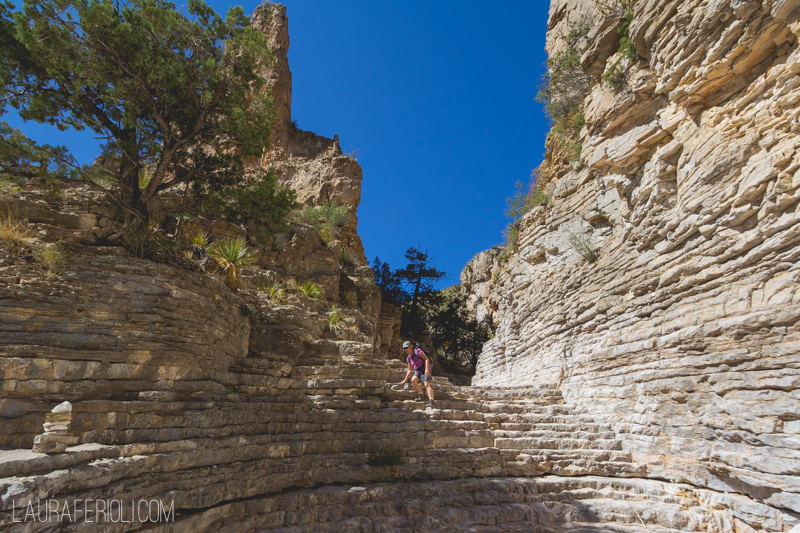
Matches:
[413,370,431,383]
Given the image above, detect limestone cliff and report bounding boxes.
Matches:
[1,3,799,532]
[467,0,800,524]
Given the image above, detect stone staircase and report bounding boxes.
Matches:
[0,360,786,532]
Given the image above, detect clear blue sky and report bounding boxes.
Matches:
[6,0,552,287]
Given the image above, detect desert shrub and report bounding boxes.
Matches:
[568,232,598,263]
[339,247,357,266]
[367,449,402,467]
[294,204,349,244]
[298,280,322,300]
[328,305,355,334]
[602,1,638,89]
[506,180,552,221]
[535,21,593,170]
[0,209,33,253]
[502,223,520,251]
[193,172,298,245]
[345,147,360,161]
[33,245,65,278]
[208,237,256,290]
[340,292,356,308]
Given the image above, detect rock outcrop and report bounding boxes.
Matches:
[467,0,800,526]
[253,4,367,262]
[2,2,799,532]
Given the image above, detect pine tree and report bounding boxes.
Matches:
[4,0,295,234]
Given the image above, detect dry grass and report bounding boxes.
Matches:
[33,245,66,279]
[0,209,34,253]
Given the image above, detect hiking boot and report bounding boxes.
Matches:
[416,394,425,402]
[427,398,434,407]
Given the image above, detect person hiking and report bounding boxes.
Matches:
[399,340,435,406]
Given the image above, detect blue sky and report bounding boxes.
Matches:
[6,0,552,287]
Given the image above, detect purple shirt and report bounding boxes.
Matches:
[407,349,427,371]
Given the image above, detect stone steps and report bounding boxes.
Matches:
[493,429,619,440]
[142,476,712,533]
[496,436,624,451]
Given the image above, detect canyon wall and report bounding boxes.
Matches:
[468,0,800,520]
[2,2,799,531]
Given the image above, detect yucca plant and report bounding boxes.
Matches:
[188,230,210,247]
[261,281,287,303]
[298,280,322,300]
[208,237,256,290]
[328,305,355,334]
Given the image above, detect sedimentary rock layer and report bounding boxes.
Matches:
[467,0,800,521]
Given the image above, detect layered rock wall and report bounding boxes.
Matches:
[468,0,800,519]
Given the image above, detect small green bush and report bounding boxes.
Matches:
[340,292,356,308]
[33,245,65,278]
[339,247,357,266]
[295,204,348,229]
[298,280,322,300]
[569,232,598,263]
[603,4,638,89]
[502,223,520,251]
[192,171,298,245]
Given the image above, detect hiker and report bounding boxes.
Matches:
[399,340,435,405]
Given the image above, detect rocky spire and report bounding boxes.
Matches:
[252,3,292,152]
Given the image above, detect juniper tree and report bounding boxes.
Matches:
[4,0,295,235]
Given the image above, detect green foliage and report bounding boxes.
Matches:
[603,5,638,89]
[535,21,592,165]
[298,280,322,300]
[208,237,256,290]
[372,256,408,306]
[375,248,490,375]
[5,0,278,227]
[367,449,402,467]
[396,248,447,337]
[535,22,592,126]
[505,180,552,221]
[208,237,256,267]
[339,247,357,266]
[328,305,355,334]
[188,231,210,247]
[0,123,74,183]
[294,204,349,242]
[428,286,492,374]
[33,244,65,278]
[261,281,287,303]
[192,171,298,245]
[568,232,598,263]
[502,223,520,251]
